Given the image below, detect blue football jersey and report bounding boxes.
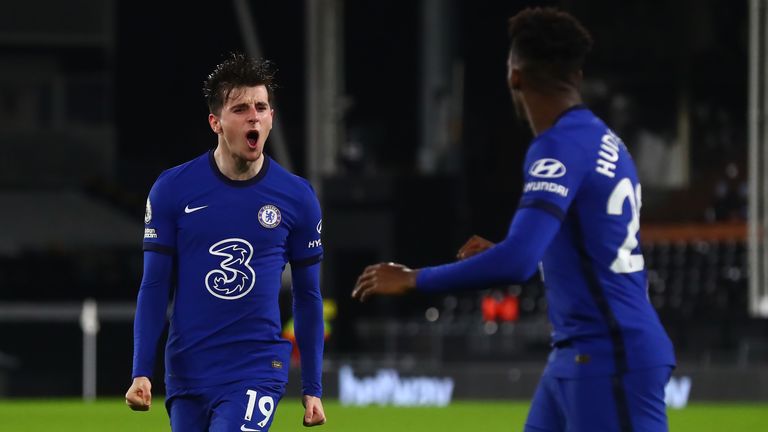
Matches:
[142,151,323,388]
[519,106,675,378]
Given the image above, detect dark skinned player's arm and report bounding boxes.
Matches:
[416,206,562,292]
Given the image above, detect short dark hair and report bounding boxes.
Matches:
[508,8,593,91]
[203,52,277,115]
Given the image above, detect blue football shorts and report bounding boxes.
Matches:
[524,366,672,432]
[166,379,286,432]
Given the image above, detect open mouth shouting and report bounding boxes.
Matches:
[246,130,260,149]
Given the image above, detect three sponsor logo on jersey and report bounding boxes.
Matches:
[205,238,256,300]
[524,158,569,198]
[145,201,321,291]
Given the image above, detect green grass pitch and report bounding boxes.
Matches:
[0,399,766,431]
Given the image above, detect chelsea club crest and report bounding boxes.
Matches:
[258,204,281,229]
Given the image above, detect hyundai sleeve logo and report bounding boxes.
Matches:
[529,158,567,178]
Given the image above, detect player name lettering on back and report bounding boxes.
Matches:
[523,181,569,197]
[595,130,622,178]
[308,239,322,248]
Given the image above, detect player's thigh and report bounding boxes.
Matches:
[166,394,210,432]
[524,375,566,432]
[561,367,671,432]
[560,374,622,432]
[622,366,671,432]
[209,380,286,432]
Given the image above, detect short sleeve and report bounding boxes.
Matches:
[287,182,323,267]
[142,173,177,255]
[518,136,590,221]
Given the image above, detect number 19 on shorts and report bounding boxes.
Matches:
[244,389,275,428]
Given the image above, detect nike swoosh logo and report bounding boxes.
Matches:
[240,425,261,432]
[184,205,208,214]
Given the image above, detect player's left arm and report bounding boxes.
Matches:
[288,180,326,426]
[292,263,326,427]
[291,263,325,397]
[302,393,326,427]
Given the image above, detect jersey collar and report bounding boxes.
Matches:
[553,104,588,126]
[534,104,589,142]
[208,149,271,187]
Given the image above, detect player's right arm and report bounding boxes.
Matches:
[456,235,495,260]
[352,207,561,301]
[126,250,173,411]
[125,376,152,411]
[126,174,177,411]
[352,135,589,300]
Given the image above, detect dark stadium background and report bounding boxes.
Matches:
[1,0,766,403]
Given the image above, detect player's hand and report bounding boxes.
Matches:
[125,376,152,411]
[456,235,495,260]
[351,262,417,302]
[302,395,326,427]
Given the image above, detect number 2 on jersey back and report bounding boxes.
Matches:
[607,178,645,273]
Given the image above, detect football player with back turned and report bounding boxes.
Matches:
[352,8,675,432]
